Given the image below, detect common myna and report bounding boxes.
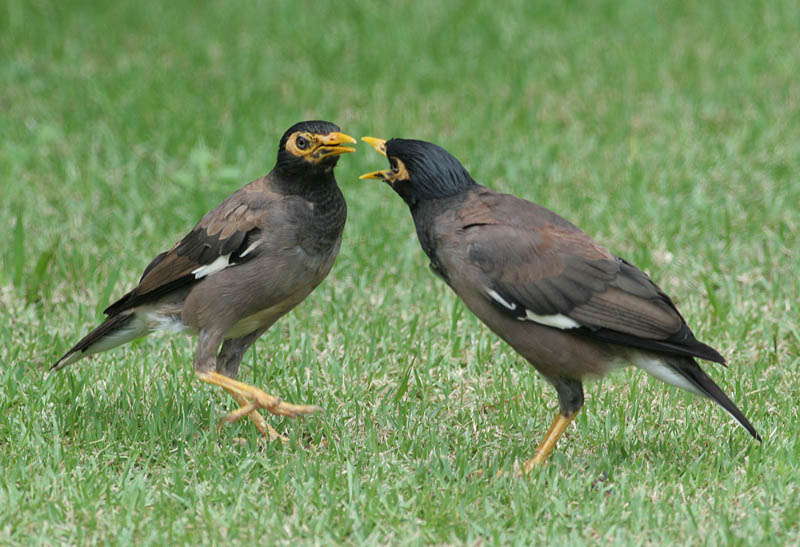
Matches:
[361,137,759,470]
[53,120,355,439]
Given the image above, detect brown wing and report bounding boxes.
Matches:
[104,180,272,315]
[454,189,724,363]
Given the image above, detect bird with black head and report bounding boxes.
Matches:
[361,136,760,471]
[53,121,356,441]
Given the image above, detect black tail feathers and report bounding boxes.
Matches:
[674,358,761,442]
[51,312,137,371]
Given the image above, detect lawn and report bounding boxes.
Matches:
[1,0,798,544]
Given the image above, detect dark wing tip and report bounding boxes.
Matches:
[664,323,727,365]
[688,340,727,366]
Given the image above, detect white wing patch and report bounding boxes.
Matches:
[192,253,232,279]
[522,309,581,329]
[486,289,580,330]
[239,240,260,258]
[487,289,517,311]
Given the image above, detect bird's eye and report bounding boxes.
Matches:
[296,135,310,150]
[390,159,399,173]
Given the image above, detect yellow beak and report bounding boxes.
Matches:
[359,136,392,180]
[359,169,393,181]
[317,132,358,157]
[361,136,387,157]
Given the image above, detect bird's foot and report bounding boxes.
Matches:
[198,371,322,437]
[223,413,288,443]
[221,388,289,443]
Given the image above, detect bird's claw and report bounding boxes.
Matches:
[266,401,324,418]
[198,371,321,439]
[244,386,322,417]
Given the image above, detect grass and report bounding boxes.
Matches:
[1,0,798,543]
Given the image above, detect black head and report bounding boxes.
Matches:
[360,137,476,206]
[274,120,356,178]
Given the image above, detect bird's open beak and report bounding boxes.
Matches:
[361,137,387,157]
[359,169,393,181]
[316,132,358,159]
[359,136,393,181]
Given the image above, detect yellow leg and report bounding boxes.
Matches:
[222,388,287,443]
[197,371,322,434]
[522,411,579,473]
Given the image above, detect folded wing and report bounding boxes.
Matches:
[460,191,724,364]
